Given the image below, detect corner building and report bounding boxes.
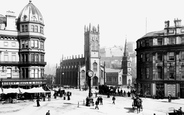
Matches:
[0,1,46,88]
[136,19,184,98]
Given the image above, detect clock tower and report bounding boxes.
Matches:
[84,24,100,87]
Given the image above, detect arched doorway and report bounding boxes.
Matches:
[93,76,98,86]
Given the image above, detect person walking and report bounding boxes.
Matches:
[46,110,50,115]
[36,96,40,107]
[112,96,116,104]
[95,100,99,109]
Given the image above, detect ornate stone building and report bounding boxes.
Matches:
[136,19,184,98]
[0,1,46,88]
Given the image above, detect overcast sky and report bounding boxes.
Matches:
[0,0,184,66]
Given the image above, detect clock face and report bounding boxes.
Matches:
[91,52,98,57]
[88,70,94,77]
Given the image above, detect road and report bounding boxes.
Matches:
[0,89,183,115]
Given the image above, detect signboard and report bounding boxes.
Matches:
[167,84,176,97]
[2,81,44,85]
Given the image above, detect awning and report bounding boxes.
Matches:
[19,87,50,93]
[2,88,20,94]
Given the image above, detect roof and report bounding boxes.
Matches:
[17,1,44,24]
[141,30,165,38]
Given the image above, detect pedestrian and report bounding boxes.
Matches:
[112,96,116,104]
[36,96,40,107]
[46,110,50,115]
[95,100,99,109]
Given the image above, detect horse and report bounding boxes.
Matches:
[132,98,143,113]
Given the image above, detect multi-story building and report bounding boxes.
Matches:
[136,19,184,98]
[0,1,46,88]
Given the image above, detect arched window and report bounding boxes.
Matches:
[93,62,97,72]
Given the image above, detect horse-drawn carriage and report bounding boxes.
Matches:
[132,97,143,113]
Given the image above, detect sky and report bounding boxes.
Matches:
[1,0,184,66]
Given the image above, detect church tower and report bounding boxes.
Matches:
[84,24,100,87]
[121,39,132,86]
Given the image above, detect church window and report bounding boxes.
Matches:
[93,62,97,72]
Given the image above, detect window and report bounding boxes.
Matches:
[146,67,149,79]
[31,25,34,32]
[40,26,43,34]
[31,54,35,62]
[146,53,150,61]
[35,40,38,48]
[181,52,184,60]
[169,29,174,34]
[11,42,16,47]
[31,40,34,48]
[157,38,162,45]
[181,37,184,44]
[168,37,175,45]
[169,66,175,79]
[93,62,97,72]
[31,69,34,78]
[4,52,8,61]
[41,54,44,62]
[12,52,16,61]
[35,69,38,78]
[40,42,44,49]
[22,25,25,32]
[7,68,12,78]
[157,53,163,61]
[181,29,184,33]
[25,25,28,32]
[34,25,38,32]
[4,42,8,47]
[145,40,149,46]
[157,66,162,79]
[168,52,175,61]
[35,54,39,62]
[181,66,184,79]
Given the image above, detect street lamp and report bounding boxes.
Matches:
[86,70,94,106]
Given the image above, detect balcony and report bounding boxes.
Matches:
[19,61,47,66]
[0,61,19,65]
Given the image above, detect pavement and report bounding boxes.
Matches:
[0,89,184,115]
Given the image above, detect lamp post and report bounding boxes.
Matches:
[87,70,94,97]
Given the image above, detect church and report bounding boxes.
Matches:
[55,24,132,89]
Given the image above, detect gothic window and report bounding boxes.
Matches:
[93,62,97,72]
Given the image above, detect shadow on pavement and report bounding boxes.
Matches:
[124,107,135,113]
